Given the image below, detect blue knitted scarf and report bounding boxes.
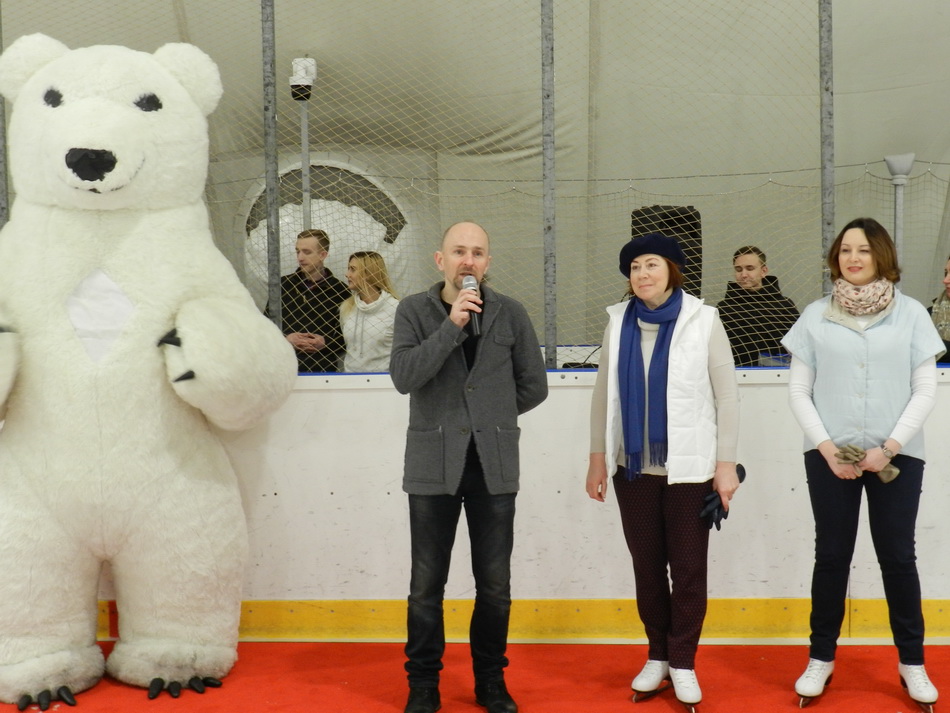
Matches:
[618,288,683,478]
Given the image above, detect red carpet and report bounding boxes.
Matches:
[25,642,946,712]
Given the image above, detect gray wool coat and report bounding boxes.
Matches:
[390,282,548,495]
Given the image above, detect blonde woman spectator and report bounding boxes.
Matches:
[340,251,399,372]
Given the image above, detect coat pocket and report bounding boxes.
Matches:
[495,426,521,482]
[404,427,445,483]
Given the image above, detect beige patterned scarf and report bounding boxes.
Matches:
[931,292,950,341]
[832,278,894,316]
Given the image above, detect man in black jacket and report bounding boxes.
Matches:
[717,246,799,367]
[276,229,350,372]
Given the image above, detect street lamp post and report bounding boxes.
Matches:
[291,57,317,230]
[884,152,915,263]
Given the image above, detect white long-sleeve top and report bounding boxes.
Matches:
[787,356,936,452]
[341,291,399,373]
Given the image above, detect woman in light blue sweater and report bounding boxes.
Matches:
[783,217,944,710]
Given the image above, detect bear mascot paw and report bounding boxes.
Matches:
[0,33,298,705]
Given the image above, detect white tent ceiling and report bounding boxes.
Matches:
[2,1,948,171]
[4,0,950,338]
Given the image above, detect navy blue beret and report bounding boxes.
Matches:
[619,232,687,277]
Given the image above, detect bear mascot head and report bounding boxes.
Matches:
[0,34,297,705]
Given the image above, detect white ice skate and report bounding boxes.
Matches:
[899,663,938,713]
[630,660,671,703]
[669,667,701,712]
[795,658,834,708]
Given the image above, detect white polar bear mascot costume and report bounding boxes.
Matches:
[0,34,298,708]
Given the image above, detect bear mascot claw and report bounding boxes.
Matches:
[0,34,298,707]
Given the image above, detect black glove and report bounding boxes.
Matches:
[699,463,746,531]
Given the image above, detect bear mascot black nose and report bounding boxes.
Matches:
[65,148,117,182]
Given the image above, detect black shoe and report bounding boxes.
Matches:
[475,680,518,713]
[405,686,441,713]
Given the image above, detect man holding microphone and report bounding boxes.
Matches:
[390,221,548,713]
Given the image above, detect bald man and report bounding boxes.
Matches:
[390,221,548,713]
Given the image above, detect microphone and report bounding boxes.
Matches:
[461,275,481,336]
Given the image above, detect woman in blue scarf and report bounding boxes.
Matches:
[586,233,740,711]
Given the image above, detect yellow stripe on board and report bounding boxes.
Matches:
[95,599,950,641]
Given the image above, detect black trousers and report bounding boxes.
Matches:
[804,449,926,664]
[405,448,516,687]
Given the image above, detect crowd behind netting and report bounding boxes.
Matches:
[270,227,950,374]
[266,228,400,374]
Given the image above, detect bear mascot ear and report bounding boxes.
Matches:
[153,42,223,117]
[0,33,69,103]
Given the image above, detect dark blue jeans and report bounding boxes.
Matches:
[405,449,516,688]
[804,449,926,664]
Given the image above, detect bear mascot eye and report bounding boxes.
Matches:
[43,88,62,107]
[134,93,162,112]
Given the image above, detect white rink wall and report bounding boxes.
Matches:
[211,369,950,604]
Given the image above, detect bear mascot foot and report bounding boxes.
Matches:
[105,639,236,698]
[147,676,222,700]
[17,688,77,712]
[0,644,104,709]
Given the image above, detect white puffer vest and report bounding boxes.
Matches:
[603,292,718,483]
